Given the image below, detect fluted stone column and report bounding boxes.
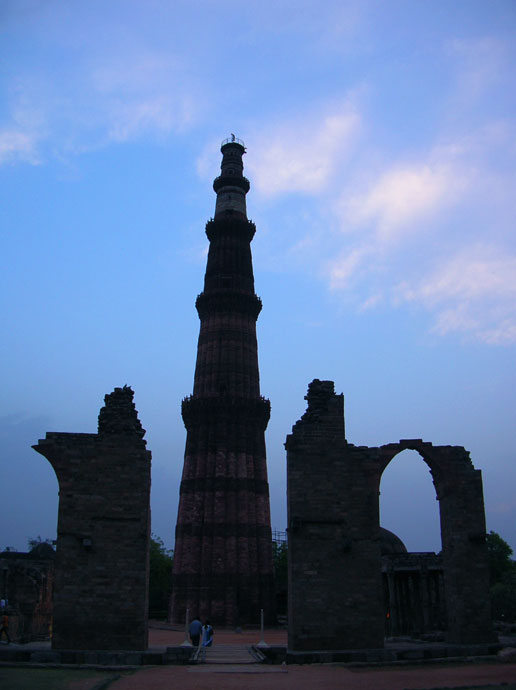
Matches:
[170,138,274,626]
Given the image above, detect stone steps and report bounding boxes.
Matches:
[201,644,256,664]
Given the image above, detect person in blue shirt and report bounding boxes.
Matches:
[189,616,202,646]
[202,620,214,647]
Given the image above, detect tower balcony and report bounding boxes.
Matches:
[221,136,246,148]
[213,175,250,194]
[195,291,262,319]
[181,394,271,430]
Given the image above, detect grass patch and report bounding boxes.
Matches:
[0,667,118,690]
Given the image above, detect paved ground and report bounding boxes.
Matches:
[108,662,516,690]
[3,627,516,690]
[148,624,287,647]
[134,627,516,690]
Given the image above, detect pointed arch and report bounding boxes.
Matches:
[377,439,493,643]
[379,448,441,553]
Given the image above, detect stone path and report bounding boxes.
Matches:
[106,660,516,690]
[200,644,256,664]
[125,627,516,688]
[189,664,288,674]
[4,626,516,689]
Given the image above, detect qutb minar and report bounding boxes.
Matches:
[170,137,275,626]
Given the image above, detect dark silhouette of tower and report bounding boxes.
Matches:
[170,137,274,626]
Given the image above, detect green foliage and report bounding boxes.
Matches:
[149,534,173,619]
[486,530,516,622]
[27,536,54,550]
[272,541,287,586]
[486,530,514,585]
[491,571,516,622]
[272,541,288,614]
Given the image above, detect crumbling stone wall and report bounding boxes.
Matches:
[33,386,151,651]
[0,543,55,642]
[286,379,494,651]
[286,380,384,650]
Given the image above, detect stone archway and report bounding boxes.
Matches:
[378,440,494,644]
[286,380,495,652]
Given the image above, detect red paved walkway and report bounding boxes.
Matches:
[148,625,287,647]
[109,662,516,690]
[122,627,516,690]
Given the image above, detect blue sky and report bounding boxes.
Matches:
[1,0,515,556]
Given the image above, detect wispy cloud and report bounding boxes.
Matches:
[340,159,469,243]
[106,95,195,142]
[0,129,40,165]
[446,36,508,104]
[321,117,516,344]
[0,48,201,166]
[91,54,198,142]
[325,144,472,290]
[247,101,361,197]
[395,245,516,344]
[328,246,372,291]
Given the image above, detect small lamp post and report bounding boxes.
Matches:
[256,608,269,648]
[180,607,192,647]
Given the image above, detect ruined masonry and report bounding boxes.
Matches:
[286,379,495,652]
[170,138,275,626]
[0,542,55,643]
[33,386,151,650]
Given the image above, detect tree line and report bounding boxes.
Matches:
[4,530,514,623]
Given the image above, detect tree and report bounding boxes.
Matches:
[27,536,54,550]
[486,530,516,622]
[149,534,173,619]
[272,541,288,615]
[486,530,514,585]
[272,541,287,587]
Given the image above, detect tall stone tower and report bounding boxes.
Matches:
[170,137,274,626]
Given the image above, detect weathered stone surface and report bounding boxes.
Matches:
[33,386,151,650]
[286,379,495,651]
[286,380,384,651]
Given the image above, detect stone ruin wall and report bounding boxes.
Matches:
[33,386,151,651]
[286,379,495,652]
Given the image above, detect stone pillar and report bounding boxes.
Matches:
[434,446,496,643]
[386,569,398,636]
[286,380,384,651]
[33,386,151,650]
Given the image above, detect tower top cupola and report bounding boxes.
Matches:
[213,135,250,219]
